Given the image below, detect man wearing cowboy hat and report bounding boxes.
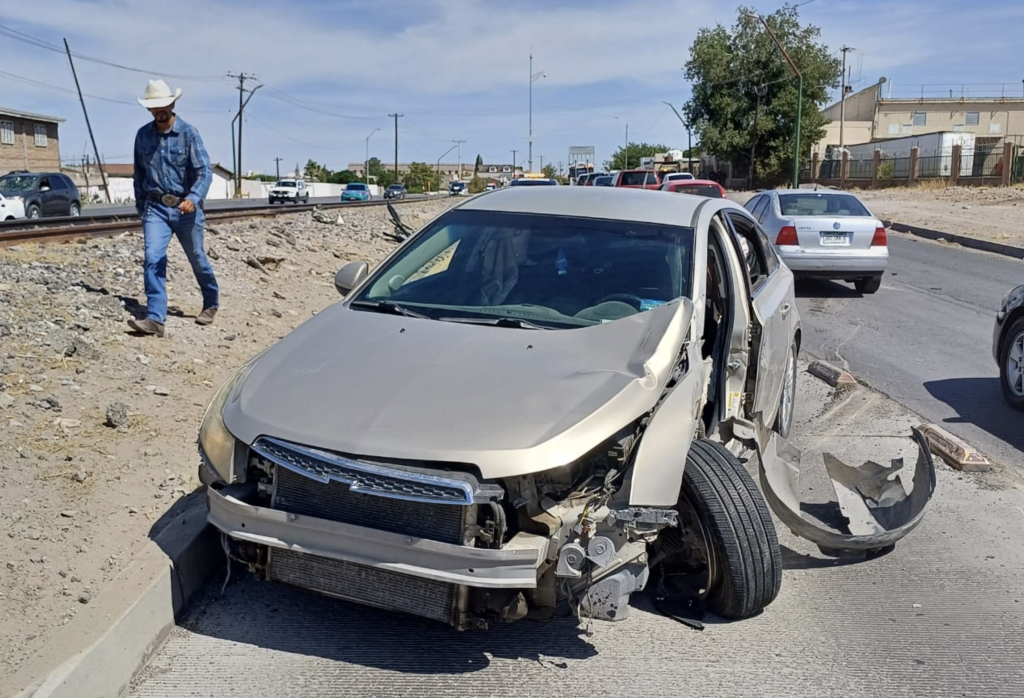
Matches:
[129,78,219,337]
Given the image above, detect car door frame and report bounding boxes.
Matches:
[722,208,796,430]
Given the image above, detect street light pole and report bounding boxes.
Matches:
[365,128,379,186]
[528,54,546,173]
[615,117,628,169]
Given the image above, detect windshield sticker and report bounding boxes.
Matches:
[640,299,667,311]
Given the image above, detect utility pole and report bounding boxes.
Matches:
[664,100,695,173]
[273,157,282,180]
[511,149,517,174]
[839,45,853,150]
[388,113,403,180]
[539,155,544,172]
[615,117,628,169]
[452,139,466,181]
[228,72,260,197]
[63,39,111,204]
[749,12,803,188]
[365,128,379,186]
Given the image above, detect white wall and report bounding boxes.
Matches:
[84,176,378,203]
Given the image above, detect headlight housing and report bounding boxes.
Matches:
[198,361,254,484]
[1002,284,1024,312]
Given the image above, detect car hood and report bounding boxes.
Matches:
[223,298,694,478]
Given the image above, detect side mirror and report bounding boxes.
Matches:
[39,185,50,193]
[335,261,368,296]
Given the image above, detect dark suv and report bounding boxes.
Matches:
[383,183,407,200]
[0,171,82,219]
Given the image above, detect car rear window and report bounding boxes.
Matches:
[778,193,871,217]
[670,184,722,198]
[619,172,655,186]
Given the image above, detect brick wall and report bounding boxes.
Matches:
[0,117,62,173]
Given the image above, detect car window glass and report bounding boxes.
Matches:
[752,223,779,274]
[53,177,67,190]
[750,196,768,219]
[725,212,769,290]
[355,209,696,328]
[778,192,870,217]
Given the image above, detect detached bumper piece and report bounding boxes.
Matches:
[757,426,937,554]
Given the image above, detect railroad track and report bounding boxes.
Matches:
[0,197,430,248]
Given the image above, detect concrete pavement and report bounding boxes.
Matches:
[124,363,1024,698]
[795,231,1024,472]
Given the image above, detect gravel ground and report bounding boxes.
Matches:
[0,199,457,676]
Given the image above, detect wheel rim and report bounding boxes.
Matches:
[1006,331,1024,397]
[780,346,796,432]
[70,206,80,217]
[29,209,39,219]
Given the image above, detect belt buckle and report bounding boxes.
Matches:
[161,194,180,207]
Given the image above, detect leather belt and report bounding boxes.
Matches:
[148,192,188,207]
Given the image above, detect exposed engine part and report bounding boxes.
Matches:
[556,542,587,578]
[586,536,615,568]
[607,507,679,528]
[577,561,650,621]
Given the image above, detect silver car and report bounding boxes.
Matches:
[993,283,1024,410]
[744,189,888,294]
[198,187,934,631]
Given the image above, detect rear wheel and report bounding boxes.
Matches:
[69,202,80,217]
[855,275,882,294]
[999,317,1024,411]
[657,439,782,619]
[773,340,798,438]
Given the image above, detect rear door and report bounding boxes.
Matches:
[777,192,879,252]
[724,209,795,428]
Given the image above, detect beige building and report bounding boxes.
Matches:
[814,78,1024,156]
[0,107,64,173]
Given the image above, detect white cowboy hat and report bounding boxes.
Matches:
[137,79,182,109]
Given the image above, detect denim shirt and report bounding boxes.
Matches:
[133,116,212,215]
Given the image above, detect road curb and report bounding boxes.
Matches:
[917,423,992,472]
[883,220,1024,260]
[807,360,859,389]
[6,495,219,698]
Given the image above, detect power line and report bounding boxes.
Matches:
[0,22,228,81]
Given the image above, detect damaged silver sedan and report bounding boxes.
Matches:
[197,187,936,629]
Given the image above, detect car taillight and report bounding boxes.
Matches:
[871,227,887,246]
[776,226,799,246]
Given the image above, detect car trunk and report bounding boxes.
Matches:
[792,216,878,252]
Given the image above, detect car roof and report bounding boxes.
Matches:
[457,185,738,227]
[771,188,858,196]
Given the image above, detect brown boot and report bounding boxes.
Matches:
[196,307,218,326]
[128,318,165,337]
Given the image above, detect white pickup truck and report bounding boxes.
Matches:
[268,179,310,205]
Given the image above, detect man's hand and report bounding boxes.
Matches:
[178,198,196,214]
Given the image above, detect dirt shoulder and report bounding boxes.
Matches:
[0,198,457,676]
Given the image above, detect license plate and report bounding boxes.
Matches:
[820,232,850,246]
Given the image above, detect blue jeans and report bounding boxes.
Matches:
[142,201,219,323]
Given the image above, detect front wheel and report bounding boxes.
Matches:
[999,317,1024,411]
[660,439,783,619]
[855,275,882,294]
[27,204,41,219]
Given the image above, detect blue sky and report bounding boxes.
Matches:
[1,0,1022,176]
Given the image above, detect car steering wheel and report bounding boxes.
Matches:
[595,293,644,310]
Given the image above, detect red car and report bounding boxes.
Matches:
[660,178,727,198]
[613,169,662,190]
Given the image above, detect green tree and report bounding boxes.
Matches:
[402,162,437,193]
[474,154,483,177]
[604,142,671,171]
[683,3,840,184]
[328,169,361,185]
[542,163,558,179]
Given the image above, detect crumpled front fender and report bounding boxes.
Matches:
[756,426,937,552]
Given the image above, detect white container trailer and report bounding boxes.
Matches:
[843,132,975,177]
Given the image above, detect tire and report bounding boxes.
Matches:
[678,439,782,619]
[773,339,798,438]
[69,202,80,217]
[999,317,1024,411]
[27,204,41,219]
[855,274,882,294]
[269,198,276,205]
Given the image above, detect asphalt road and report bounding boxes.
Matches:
[80,194,432,218]
[125,364,1024,697]
[794,231,1024,471]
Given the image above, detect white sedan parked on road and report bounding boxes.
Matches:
[0,192,26,221]
[744,189,888,294]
